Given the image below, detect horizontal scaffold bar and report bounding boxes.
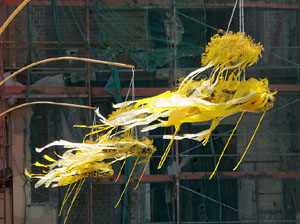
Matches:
[95,171,300,184]
[0,85,299,99]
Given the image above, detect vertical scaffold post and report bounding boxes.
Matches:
[0,0,7,223]
[172,1,180,223]
[86,1,93,224]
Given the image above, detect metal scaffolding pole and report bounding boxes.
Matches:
[85,1,93,223]
[0,1,7,223]
[2,0,300,9]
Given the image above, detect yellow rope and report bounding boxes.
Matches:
[64,178,86,224]
[157,127,179,169]
[0,0,31,36]
[115,156,139,208]
[0,56,134,86]
[209,112,244,180]
[0,101,95,117]
[233,111,266,171]
[59,182,78,216]
[134,159,149,190]
[115,156,127,182]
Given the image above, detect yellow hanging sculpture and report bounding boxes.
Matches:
[25,32,274,183]
[22,31,275,222]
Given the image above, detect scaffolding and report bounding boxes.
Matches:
[0,0,299,223]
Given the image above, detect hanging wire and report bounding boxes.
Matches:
[238,0,242,79]
[226,0,239,33]
[242,0,245,32]
[178,9,300,69]
[239,0,242,33]
[237,0,246,80]
[241,0,246,79]
[265,50,300,68]
[129,68,138,137]
[124,68,135,102]
[180,185,261,222]
[131,68,135,101]
[176,11,219,32]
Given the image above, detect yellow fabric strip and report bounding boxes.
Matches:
[44,155,56,162]
[34,162,49,168]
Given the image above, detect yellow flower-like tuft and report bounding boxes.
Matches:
[201,31,264,70]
